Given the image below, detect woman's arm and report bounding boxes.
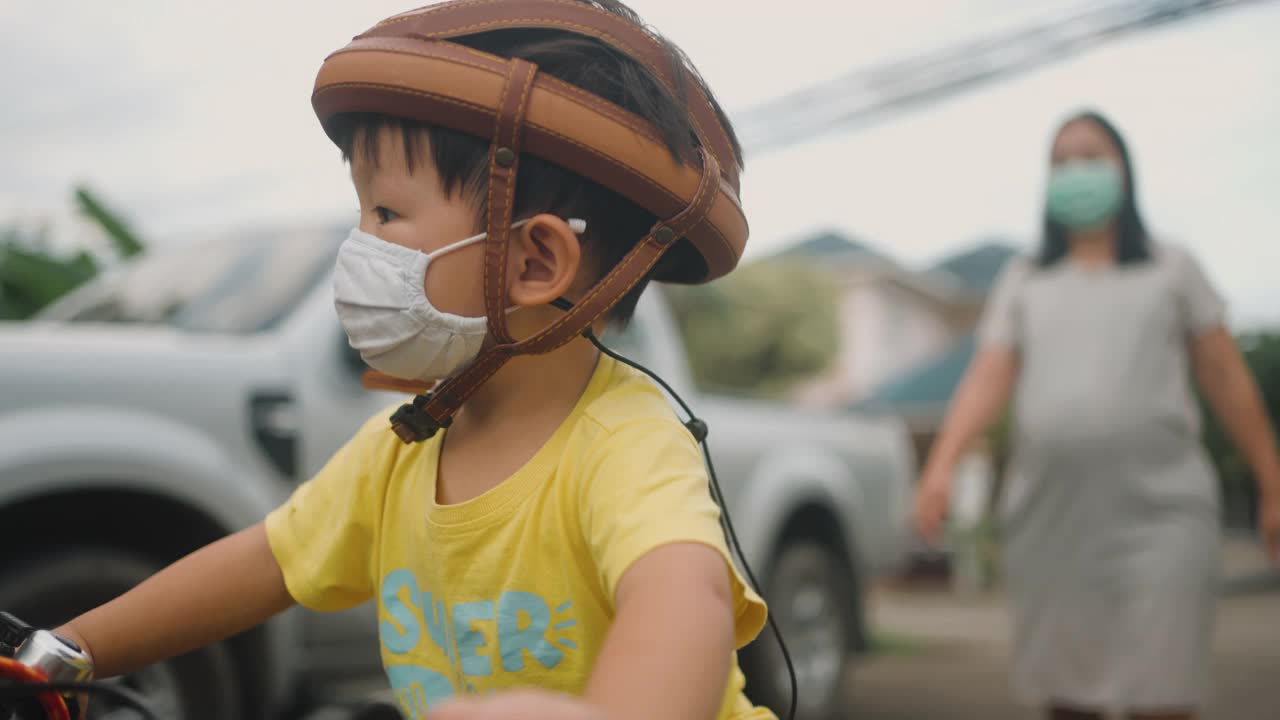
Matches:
[1192,327,1280,561]
[913,346,1020,541]
[56,522,296,678]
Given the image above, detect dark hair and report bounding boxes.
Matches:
[1038,110,1151,267]
[332,0,742,326]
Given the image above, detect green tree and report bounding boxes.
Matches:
[0,185,144,320]
[74,186,145,259]
[665,258,839,397]
[1202,331,1280,528]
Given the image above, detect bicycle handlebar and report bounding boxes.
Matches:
[0,680,159,720]
[0,657,72,720]
[0,612,157,720]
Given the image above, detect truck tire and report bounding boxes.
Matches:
[0,548,242,720]
[741,540,853,720]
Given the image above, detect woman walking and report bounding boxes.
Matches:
[913,110,1280,720]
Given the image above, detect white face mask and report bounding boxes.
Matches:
[333,218,587,382]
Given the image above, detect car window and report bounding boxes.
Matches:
[39,225,345,334]
[170,229,341,333]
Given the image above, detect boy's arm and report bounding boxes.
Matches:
[433,542,735,720]
[584,542,735,720]
[55,522,294,678]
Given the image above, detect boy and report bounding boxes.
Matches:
[52,1,772,718]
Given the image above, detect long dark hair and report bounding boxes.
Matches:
[1038,111,1151,267]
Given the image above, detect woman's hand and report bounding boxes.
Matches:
[432,690,605,720]
[1260,487,1280,565]
[911,346,1017,545]
[913,465,953,544]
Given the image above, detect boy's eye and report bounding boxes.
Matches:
[374,206,400,224]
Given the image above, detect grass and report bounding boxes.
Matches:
[868,629,929,657]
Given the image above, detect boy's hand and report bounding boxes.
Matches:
[432,690,605,720]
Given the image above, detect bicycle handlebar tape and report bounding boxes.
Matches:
[0,656,72,720]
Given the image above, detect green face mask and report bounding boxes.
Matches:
[1046,159,1123,230]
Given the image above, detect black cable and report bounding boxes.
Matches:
[0,679,158,720]
[584,327,799,720]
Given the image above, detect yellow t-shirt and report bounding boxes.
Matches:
[265,355,774,719]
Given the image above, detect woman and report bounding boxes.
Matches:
[913,111,1280,720]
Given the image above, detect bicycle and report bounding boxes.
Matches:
[0,611,420,720]
[0,611,148,720]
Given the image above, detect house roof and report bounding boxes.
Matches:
[853,334,977,420]
[929,242,1020,293]
[773,230,979,305]
[774,230,898,270]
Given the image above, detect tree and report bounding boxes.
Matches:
[74,186,145,259]
[0,186,144,320]
[1202,332,1280,529]
[665,258,840,397]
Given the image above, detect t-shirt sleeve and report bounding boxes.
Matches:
[977,256,1030,349]
[577,419,768,649]
[265,410,397,612]
[1171,245,1226,337]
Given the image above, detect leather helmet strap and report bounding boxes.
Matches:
[358,0,741,193]
[484,57,539,345]
[387,150,721,442]
[514,149,720,356]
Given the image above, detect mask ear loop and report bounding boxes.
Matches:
[420,218,589,315]
[425,218,588,261]
[358,217,589,396]
[384,147,719,441]
[480,218,589,319]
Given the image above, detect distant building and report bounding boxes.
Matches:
[857,334,979,434]
[784,231,1019,434]
[855,241,1020,434]
[777,232,1022,577]
[932,242,1023,295]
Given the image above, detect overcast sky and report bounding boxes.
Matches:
[2,1,1277,326]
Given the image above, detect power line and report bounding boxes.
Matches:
[732,0,1271,155]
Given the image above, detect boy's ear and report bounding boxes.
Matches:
[507,214,583,308]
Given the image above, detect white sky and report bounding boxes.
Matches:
[2,1,1277,327]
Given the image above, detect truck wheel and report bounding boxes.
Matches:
[742,540,853,720]
[0,548,242,720]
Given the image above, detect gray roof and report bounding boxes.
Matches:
[854,334,977,419]
[774,230,899,269]
[929,241,1020,293]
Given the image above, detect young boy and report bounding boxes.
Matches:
[53,1,772,718]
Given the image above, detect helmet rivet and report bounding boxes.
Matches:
[654,227,676,245]
[494,147,516,168]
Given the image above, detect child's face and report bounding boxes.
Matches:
[349,126,486,319]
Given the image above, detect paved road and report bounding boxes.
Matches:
[844,542,1280,720]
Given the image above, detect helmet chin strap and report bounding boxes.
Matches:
[377,146,721,444]
[350,49,723,444]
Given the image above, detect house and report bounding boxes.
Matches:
[775,232,1022,583]
[853,241,1021,434]
[932,241,1022,295]
[856,334,978,434]
[784,231,1017,416]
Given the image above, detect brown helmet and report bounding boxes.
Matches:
[311,0,748,442]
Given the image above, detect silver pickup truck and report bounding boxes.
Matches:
[0,225,914,720]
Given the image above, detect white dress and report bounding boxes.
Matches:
[979,243,1225,712]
